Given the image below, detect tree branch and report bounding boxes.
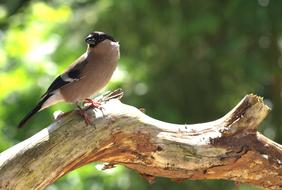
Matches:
[0,94,281,190]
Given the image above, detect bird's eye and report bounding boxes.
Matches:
[85,35,97,45]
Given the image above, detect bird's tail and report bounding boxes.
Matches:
[17,94,52,128]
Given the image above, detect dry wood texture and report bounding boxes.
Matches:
[0,94,281,190]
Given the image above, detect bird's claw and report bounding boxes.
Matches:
[83,98,101,108]
[76,89,124,126]
[76,106,95,128]
[76,98,102,127]
[78,109,91,125]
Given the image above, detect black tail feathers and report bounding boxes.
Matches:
[17,94,51,128]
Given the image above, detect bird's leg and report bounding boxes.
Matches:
[76,89,124,125]
[76,102,93,126]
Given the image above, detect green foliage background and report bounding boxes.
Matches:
[0,0,281,189]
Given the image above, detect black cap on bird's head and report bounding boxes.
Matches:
[85,31,116,47]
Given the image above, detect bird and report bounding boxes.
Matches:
[18,31,120,128]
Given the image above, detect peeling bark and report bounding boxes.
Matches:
[0,94,281,190]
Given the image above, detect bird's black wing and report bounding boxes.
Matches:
[45,75,70,94]
[43,55,88,96]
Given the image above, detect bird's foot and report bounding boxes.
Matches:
[78,109,93,126]
[76,89,124,125]
[83,98,101,109]
[76,104,95,127]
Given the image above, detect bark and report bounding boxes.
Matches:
[0,94,281,190]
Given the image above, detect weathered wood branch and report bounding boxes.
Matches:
[0,94,281,190]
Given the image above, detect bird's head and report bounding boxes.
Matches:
[85,31,117,48]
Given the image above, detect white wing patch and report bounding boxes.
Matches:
[61,73,78,82]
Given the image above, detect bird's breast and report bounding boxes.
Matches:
[60,48,119,102]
